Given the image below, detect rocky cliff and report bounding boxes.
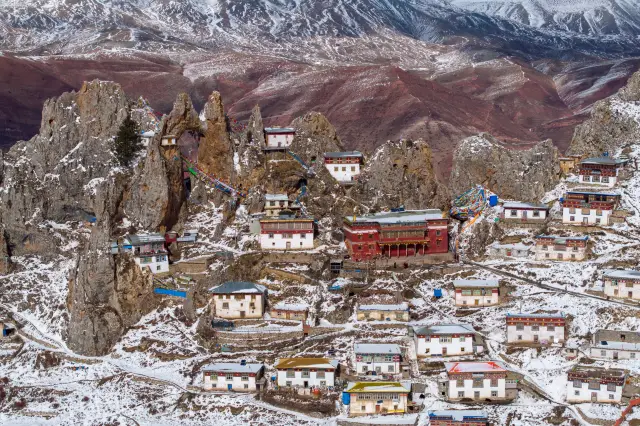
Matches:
[450,134,560,202]
[568,70,640,156]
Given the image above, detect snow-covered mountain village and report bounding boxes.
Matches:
[1,65,640,426]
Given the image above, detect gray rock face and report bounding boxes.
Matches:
[568,70,640,156]
[291,112,344,165]
[450,134,559,202]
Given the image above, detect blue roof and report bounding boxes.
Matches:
[265,127,295,134]
[209,281,267,294]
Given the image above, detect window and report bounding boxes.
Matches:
[545,253,550,258]
[458,391,464,398]
[436,230,441,236]
[351,166,355,171]
[558,253,563,260]
[439,336,452,343]
[516,324,524,331]
[532,325,539,331]
[244,384,249,389]
[609,394,614,399]
[607,383,616,392]
[301,369,310,378]
[532,211,540,217]
[547,326,555,331]
[602,177,610,183]
[631,353,636,359]
[242,375,248,381]
[570,208,576,214]
[572,246,578,252]
[490,379,498,387]
[573,380,581,388]
[388,365,394,372]
[342,167,346,171]
[286,370,295,378]
[459,336,466,342]
[226,374,233,380]
[456,379,464,386]
[510,210,517,217]
[222,303,229,309]
[588,382,600,390]
[317,371,325,379]
[286,381,292,386]
[156,265,161,271]
[570,216,575,222]
[596,209,603,216]
[517,335,522,341]
[334,167,338,171]
[472,379,483,388]
[575,390,580,396]
[491,391,498,397]
[361,406,366,411]
[268,233,274,239]
[300,234,306,239]
[270,201,276,206]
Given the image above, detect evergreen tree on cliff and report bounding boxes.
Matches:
[114,114,142,167]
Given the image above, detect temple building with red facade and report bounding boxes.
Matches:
[343,210,449,261]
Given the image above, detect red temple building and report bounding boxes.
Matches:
[343,210,449,261]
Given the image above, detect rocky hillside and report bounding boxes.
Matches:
[568,68,640,156]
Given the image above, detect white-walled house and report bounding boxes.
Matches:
[344,382,410,416]
[356,304,410,321]
[488,242,531,259]
[413,324,482,357]
[590,329,640,361]
[452,279,500,307]
[324,151,363,183]
[506,313,566,345]
[264,194,300,217]
[259,216,314,250]
[603,269,640,301]
[500,202,548,223]
[354,343,402,376]
[118,233,169,274]
[274,358,339,388]
[578,157,620,188]
[561,191,620,226]
[202,362,265,391]
[209,281,267,319]
[264,127,295,149]
[161,135,177,146]
[534,235,589,261]
[440,362,516,402]
[428,411,489,426]
[270,302,309,321]
[141,131,155,147]
[567,366,626,404]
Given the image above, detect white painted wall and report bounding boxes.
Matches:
[503,209,547,220]
[276,369,335,387]
[161,136,177,146]
[566,382,622,403]
[134,254,169,274]
[506,325,565,344]
[534,247,587,261]
[326,163,361,182]
[454,292,499,307]
[213,294,264,319]
[589,347,639,360]
[260,232,314,250]
[349,394,408,415]
[562,207,612,225]
[355,360,400,375]
[603,279,640,300]
[203,373,258,391]
[414,335,474,357]
[447,378,506,400]
[579,175,616,188]
[266,133,294,148]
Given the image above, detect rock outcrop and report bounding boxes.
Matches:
[568,70,640,156]
[291,112,344,164]
[450,134,559,202]
[197,92,234,180]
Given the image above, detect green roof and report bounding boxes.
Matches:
[346,382,409,393]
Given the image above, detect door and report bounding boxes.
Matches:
[629,292,633,298]
[375,366,381,374]
[583,217,589,224]
[228,384,233,391]
[533,335,539,343]
[613,352,619,360]
[442,347,448,356]
[474,299,479,306]
[286,242,291,249]
[240,311,246,319]
[304,381,309,388]
[591,392,597,402]
[375,405,381,413]
[549,336,554,343]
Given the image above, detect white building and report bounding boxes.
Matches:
[413,324,482,357]
[603,269,640,301]
[441,362,515,402]
[488,242,531,258]
[209,281,267,319]
[161,135,177,146]
[354,343,402,376]
[202,362,265,391]
[590,329,640,361]
[428,411,489,426]
[324,151,363,183]
[344,382,410,416]
[501,202,548,222]
[270,302,309,321]
[118,233,169,274]
[505,313,566,345]
[259,216,314,250]
[561,191,620,226]
[567,366,626,404]
[274,358,339,388]
[356,304,410,321]
[264,127,295,149]
[578,157,619,188]
[452,279,500,307]
[533,235,589,261]
[264,194,299,217]
[141,131,155,147]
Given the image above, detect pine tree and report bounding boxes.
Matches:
[114,114,142,167]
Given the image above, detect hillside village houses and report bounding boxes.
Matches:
[324,151,363,183]
[161,134,177,146]
[488,242,531,258]
[428,410,489,426]
[269,302,309,321]
[344,382,411,416]
[354,343,402,376]
[561,190,620,226]
[259,215,314,250]
[209,282,267,319]
[413,324,483,357]
[505,313,566,345]
[566,366,626,404]
[578,157,627,187]
[559,155,583,175]
[500,201,549,223]
[113,233,169,274]
[356,303,410,321]
[264,127,295,149]
[533,235,589,261]
[452,279,500,307]
[264,194,300,217]
[274,358,339,388]
[342,209,449,261]
[590,329,640,360]
[202,362,265,391]
[440,361,517,402]
[603,269,640,301]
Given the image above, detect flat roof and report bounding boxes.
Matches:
[453,279,499,288]
[324,151,363,159]
[141,131,155,137]
[274,358,338,369]
[265,194,289,201]
[202,363,263,374]
[490,242,531,251]
[506,313,565,319]
[354,343,402,355]
[358,303,409,311]
[345,382,410,393]
[272,302,309,311]
[345,209,444,225]
[445,361,507,374]
[260,217,313,222]
[265,127,295,134]
[569,365,626,378]
[603,270,640,280]
[566,190,619,197]
[581,157,618,165]
[209,281,266,294]
[429,411,488,421]
[503,201,548,210]
[125,233,165,245]
[414,324,475,336]
[535,235,589,243]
